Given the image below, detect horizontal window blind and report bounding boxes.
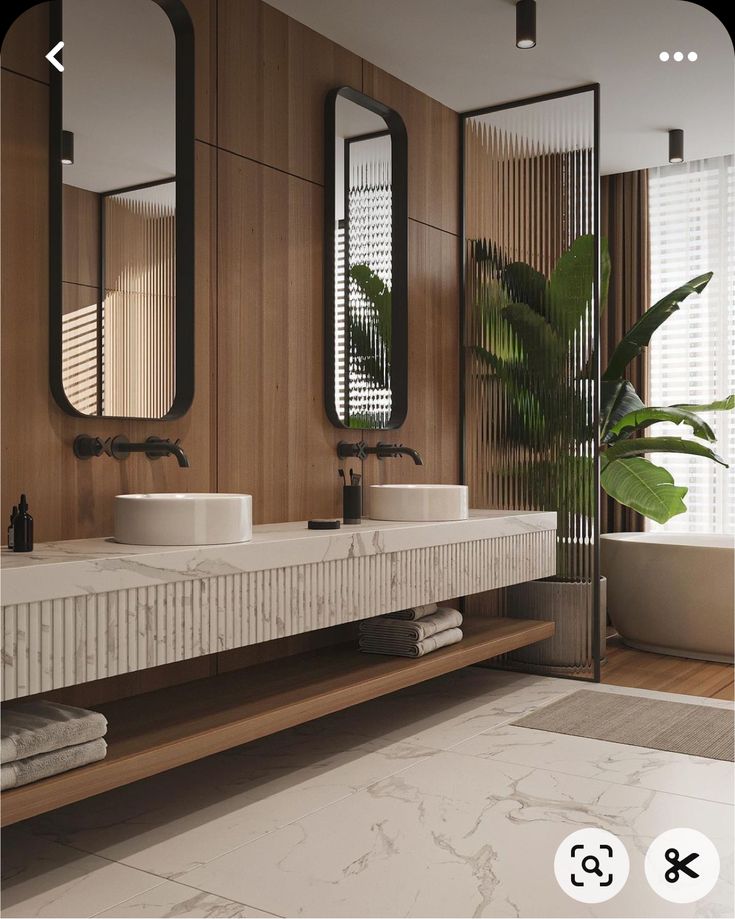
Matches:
[648,155,734,534]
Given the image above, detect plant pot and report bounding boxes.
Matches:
[505,576,607,671]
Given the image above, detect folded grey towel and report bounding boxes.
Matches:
[384,602,439,621]
[1,700,107,763]
[1,737,107,790]
[359,627,463,658]
[359,607,462,641]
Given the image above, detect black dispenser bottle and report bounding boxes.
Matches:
[13,494,33,552]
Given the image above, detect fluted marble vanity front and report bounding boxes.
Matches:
[1,509,557,825]
[2,510,556,700]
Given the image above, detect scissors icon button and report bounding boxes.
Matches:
[665,847,700,883]
[645,829,719,904]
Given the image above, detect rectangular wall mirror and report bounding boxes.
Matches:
[49,0,194,419]
[324,87,408,430]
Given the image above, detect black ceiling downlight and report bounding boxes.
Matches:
[669,128,684,164]
[516,0,536,49]
[61,130,74,165]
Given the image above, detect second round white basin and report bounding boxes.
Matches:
[368,485,469,522]
[114,493,253,545]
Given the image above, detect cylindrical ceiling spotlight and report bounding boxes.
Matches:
[61,130,74,165]
[516,0,536,49]
[668,128,684,164]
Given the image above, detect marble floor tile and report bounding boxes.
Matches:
[454,724,735,804]
[25,726,437,880]
[179,749,734,918]
[93,881,280,918]
[0,827,162,919]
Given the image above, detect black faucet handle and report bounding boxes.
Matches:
[73,434,106,460]
[337,440,368,461]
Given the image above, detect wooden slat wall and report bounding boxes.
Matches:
[1,0,461,698]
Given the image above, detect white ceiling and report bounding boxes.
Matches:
[62,0,175,192]
[267,0,734,175]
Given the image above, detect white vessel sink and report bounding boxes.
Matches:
[114,493,253,546]
[368,485,469,522]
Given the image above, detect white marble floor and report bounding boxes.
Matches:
[1,669,733,918]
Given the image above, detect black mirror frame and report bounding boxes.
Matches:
[48,0,195,420]
[324,86,408,430]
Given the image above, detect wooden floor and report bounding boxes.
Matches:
[602,634,734,700]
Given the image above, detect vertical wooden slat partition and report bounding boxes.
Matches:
[461,87,601,678]
[103,192,176,418]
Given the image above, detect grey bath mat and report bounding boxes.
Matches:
[513,690,734,761]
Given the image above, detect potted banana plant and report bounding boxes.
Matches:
[470,235,733,669]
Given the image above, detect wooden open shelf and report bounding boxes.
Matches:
[1,616,553,825]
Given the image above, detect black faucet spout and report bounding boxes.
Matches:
[73,434,190,467]
[337,440,423,466]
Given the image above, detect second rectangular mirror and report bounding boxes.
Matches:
[324,87,408,430]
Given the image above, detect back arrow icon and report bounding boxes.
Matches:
[46,41,64,72]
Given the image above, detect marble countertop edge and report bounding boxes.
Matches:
[1,510,557,606]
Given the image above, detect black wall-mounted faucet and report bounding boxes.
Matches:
[73,434,190,468]
[337,440,424,466]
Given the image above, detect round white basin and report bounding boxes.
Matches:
[114,493,253,546]
[368,485,469,522]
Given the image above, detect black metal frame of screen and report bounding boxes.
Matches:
[48,0,195,421]
[458,84,602,682]
[324,86,408,430]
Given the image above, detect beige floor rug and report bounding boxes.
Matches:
[513,690,734,761]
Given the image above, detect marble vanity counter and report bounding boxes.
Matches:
[1,510,555,606]
[2,510,557,700]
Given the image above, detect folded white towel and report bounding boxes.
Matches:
[359,607,463,641]
[359,627,464,658]
[384,602,439,621]
[1,737,107,790]
[1,700,107,763]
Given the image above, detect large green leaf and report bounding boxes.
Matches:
[501,301,566,369]
[605,406,716,443]
[601,457,688,524]
[603,272,712,380]
[600,380,645,439]
[502,262,548,318]
[350,264,391,350]
[548,234,596,340]
[673,394,735,413]
[601,436,728,468]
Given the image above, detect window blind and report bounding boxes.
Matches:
[648,155,734,534]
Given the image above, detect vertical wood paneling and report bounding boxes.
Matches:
[62,185,99,288]
[217,0,363,184]
[0,2,50,83]
[362,63,459,235]
[216,150,343,523]
[363,221,460,490]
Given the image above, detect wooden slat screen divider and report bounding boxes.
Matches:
[462,91,599,675]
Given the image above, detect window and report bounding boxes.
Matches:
[648,155,734,534]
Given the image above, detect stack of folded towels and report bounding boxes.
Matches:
[358,602,463,658]
[1,700,108,790]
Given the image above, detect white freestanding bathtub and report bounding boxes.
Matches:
[601,532,734,663]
